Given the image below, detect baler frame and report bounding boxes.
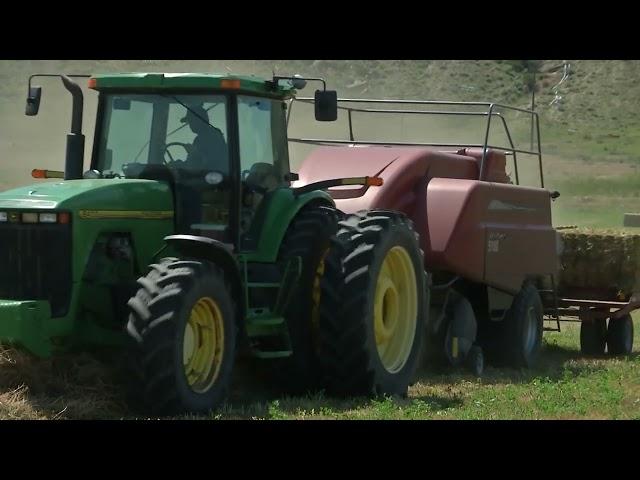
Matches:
[287,97,544,188]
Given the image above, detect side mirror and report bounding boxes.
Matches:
[315,90,338,122]
[25,86,42,116]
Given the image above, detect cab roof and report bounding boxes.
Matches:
[89,73,297,98]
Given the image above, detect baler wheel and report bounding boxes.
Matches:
[580,318,607,356]
[607,314,634,356]
[125,258,236,415]
[318,210,427,397]
[500,283,544,369]
[466,345,484,377]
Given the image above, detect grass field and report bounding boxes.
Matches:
[225,321,640,420]
[0,321,637,420]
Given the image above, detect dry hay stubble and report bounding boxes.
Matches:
[0,345,126,419]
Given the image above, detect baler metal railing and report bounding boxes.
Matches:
[287,97,544,188]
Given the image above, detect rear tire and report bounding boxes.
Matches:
[580,318,607,356]
[607,314,634,356]
[126,258,236,415]
[269,204,341,394]
[319,210,427,397]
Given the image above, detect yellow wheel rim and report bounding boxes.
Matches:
[374,246,418,373]
[183,296,225,393]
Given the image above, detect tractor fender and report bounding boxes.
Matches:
[249,189,335,263]
[164,235,244,320]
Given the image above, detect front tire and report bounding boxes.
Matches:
[319,210,427,397]
[126,258,236,415]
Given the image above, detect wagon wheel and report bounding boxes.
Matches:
[580,317,607,356]
[607,314,634,356]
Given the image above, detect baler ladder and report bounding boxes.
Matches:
[540,273,561,332]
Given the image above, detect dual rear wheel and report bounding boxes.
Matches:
[318,210,428,397]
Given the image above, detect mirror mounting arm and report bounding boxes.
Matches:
[271,75,327,91]
[25,74,91,117]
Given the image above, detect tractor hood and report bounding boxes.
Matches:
[0,179,173,212]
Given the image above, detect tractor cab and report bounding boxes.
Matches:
[88,76,294,244]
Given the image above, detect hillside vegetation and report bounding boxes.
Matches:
[1,59,640,225]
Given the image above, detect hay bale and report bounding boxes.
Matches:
[557,227,640,297]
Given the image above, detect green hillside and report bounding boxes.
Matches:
[2,59,640,227]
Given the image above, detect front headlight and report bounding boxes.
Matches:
[0,210,71,224]
[22,212,38,223]
[39,213,57,223]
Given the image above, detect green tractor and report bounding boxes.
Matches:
[0,72,420,414]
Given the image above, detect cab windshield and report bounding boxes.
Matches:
[94,93,229,177]
[93,92,290,246]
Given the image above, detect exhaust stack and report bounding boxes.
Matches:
[26,74,89,181]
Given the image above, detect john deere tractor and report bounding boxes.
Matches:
[0,72,427,414]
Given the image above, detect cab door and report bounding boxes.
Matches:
[236,95,290,250]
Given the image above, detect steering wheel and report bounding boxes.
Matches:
[164,142,191,165]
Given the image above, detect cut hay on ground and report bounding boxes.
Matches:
[0,346,125,419]
[0,347,274,420]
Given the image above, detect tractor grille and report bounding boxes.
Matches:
[0,222,72,317]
